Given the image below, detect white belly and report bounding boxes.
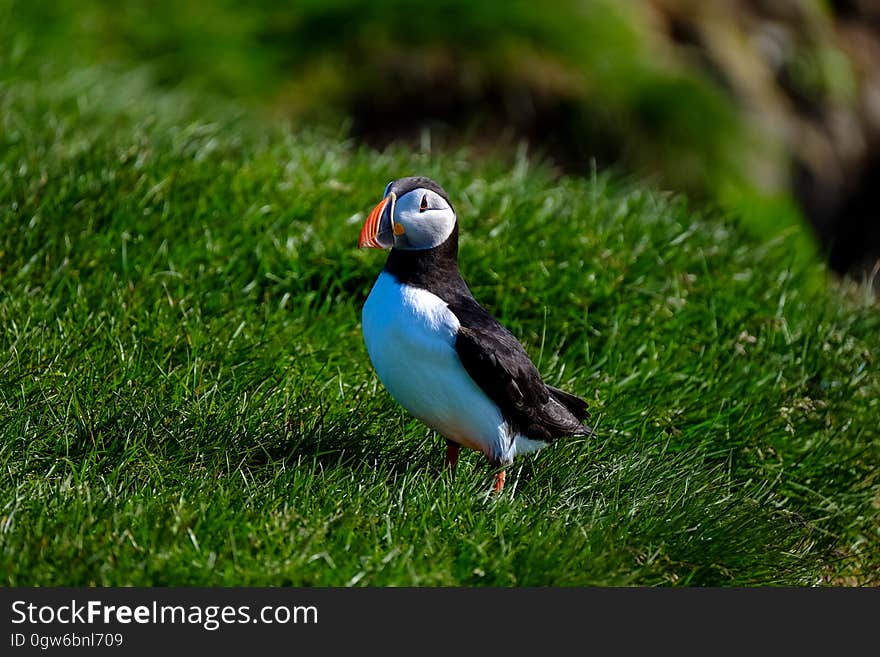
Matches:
[362,272,515,463]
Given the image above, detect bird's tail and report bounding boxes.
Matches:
[547,385,594,436]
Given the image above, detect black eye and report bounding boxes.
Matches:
[419,194,428,212]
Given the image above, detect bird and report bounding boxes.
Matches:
[358,176,592,492]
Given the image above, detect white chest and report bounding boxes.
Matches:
[361,272,509,458]
[363,271,460,362]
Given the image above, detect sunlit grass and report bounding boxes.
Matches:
[1,60,878,585]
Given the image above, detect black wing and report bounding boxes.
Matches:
[449,297,592,443]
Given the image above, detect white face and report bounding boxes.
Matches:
[391,187,456,250]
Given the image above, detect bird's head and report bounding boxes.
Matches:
[358,176,456,251]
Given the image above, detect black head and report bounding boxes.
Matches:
[384,176,452,208]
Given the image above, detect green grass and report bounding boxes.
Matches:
[1,0,787,223]
[1,59,878,586]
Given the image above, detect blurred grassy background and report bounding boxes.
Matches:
[6,0,879,278]
[1,0,878,586]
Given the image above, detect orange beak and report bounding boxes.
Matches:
[358,193,395,249]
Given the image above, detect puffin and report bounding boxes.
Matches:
[358,176,592,492]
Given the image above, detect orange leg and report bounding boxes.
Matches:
[445,440,460,473]
[492,470,506,493]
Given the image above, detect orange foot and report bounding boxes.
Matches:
[445,441,460,473]
[492,470,506,493]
